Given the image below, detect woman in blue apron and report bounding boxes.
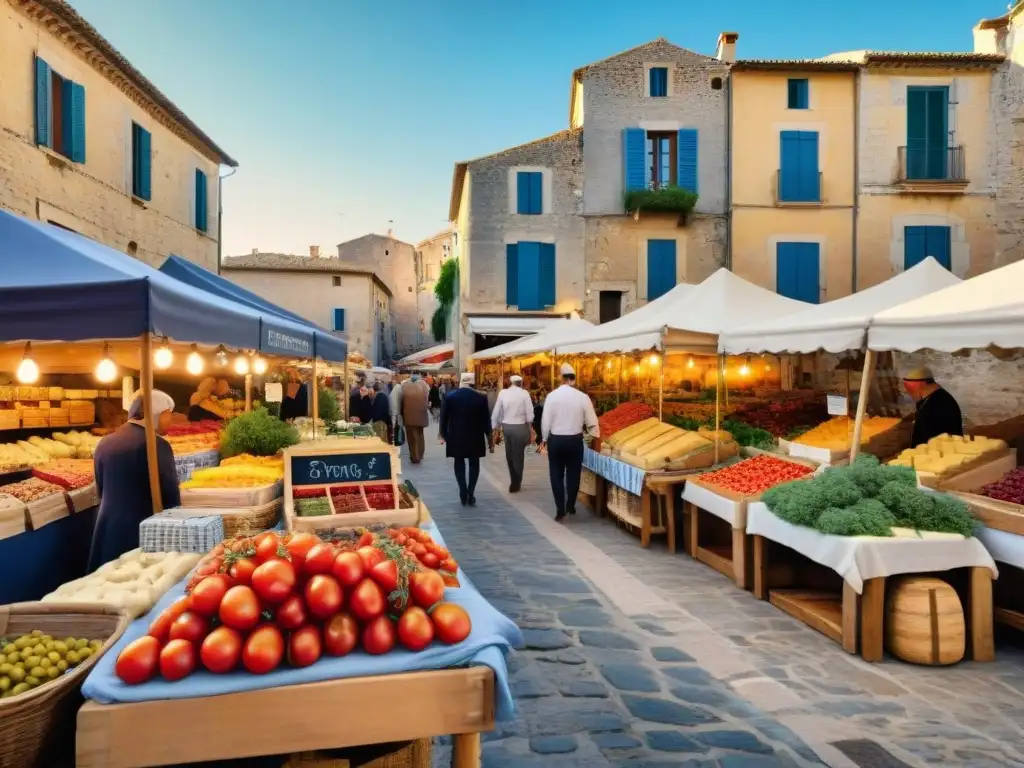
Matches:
[87,390,181,571]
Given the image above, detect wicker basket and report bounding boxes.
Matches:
[179,498,283,537]
[0,602,130,768]
[580,468,597,496]
[286,739,431,767]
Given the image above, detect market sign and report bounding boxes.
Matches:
[290,451,393,486]
[263,327,312,358]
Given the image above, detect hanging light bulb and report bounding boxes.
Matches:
[633,364,640,375]
[233,353,250,375]
[154,338,173,370]
[649,355,660,367]
[252,354,267,375]
[605,360,611,369]
[215,345,228,367]
[739,355,751,377]
[687,357,695,369]
[186,344,205,376]
[16,343,39,384]
[95,343,117,383]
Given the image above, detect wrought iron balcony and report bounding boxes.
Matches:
[774,170,824,205]
[897,145,966,184]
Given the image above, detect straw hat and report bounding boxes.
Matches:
[902,366,935,382]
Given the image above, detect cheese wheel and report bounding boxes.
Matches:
[634,426,686,457]
[606,418,660,448]
[618,424,675,453]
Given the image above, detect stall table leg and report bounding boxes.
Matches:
[752,535,768,600]
[452,733,482,768]
[732,528,749,590]
[860,577,886,663]
[640,490,652,548]
[969,566,995,662]
[685,502,698,558]
[841,580,859,655]
[595,476,607,519]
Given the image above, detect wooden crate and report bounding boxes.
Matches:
[935,453,1024,535]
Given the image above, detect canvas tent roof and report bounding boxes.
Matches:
[868,259,1024,352]
[470,316,595,360]
[720,258,961,355]
[556,269,809,355]
[398,342,454,365]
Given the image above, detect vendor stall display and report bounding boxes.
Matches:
[782,415,906,464]
[889,433,1010,481]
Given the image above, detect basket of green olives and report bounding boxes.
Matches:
[0,602,129,767]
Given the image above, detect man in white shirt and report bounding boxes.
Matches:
[540,364,599,521]
[491,375,534,492]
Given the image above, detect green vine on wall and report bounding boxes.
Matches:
[431,258,458,343]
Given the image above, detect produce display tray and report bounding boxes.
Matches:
[935,453,1024,535]
[26,492,70,529]
[180,480,283,508]
[68,483,100,513]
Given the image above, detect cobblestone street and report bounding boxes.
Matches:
[400,439,1024,767]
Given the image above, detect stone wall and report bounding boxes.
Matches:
[992,14,1024,266]
[414,231,454,349]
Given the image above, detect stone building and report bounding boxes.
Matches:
[413,229,456,348]
[0,0,235,270]
[221,249,394,365]
[335,233,418,360]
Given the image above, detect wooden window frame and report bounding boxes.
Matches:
[647,131,677,188]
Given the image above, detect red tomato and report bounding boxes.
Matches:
[397,607,435,651]
[362,616,396,655]
[356,531,376,548]
[228,558,257,585]
[410,543,427,558]
[431,603,471,645]
[189,574,231,617]
[254,531,281,562]
[274,593,308,630]
[409,570,445,609]
[349,578,386,622]
[432,546,450,560]
[115,635,161,685]
[200,626,243,673]
[251,558,296,604]
[285,532,320,564]
[369,559,398,594]
[218,585,261,631]
[357,546,385,570]
[287,625,322,668]
[332,550,365,588]
[159,638,196,682]
[440,558,459,573]
[242,624,284,674]
[148,595,191,642]
[323,613,359,657]
[420,552,440,570]
[304,543,337,575]
[168,611,209,644]
[304,574,344,619]
[394,533,408,546]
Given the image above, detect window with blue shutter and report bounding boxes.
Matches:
[517,242,542,311]
[677,129,698,194]
[649,67,668,97]
[540,243,556,307]
[787,79,809,109]
[35,57,51,148]
[505,244,518,306]
[132,123,152,201]
[66,81,86,163]
[195,169,208,232]
[516,171,542,215]
[904,226,952,271]
[776,243,820,304]
[34,57,86,163]
[332,308,346,332]
[646,240,677,301]
[622,128,647,193]
[779,131,820,203]
[906,86,949,180]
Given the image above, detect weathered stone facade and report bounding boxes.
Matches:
[414,229,455,348]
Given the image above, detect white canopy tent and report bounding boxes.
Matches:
[868,259,1024,353]
[720,258,961,355]
[397,341,454,365]
[469,316,595,361]
[556,269,809,356]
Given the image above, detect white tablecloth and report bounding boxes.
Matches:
[745,501,998,594]
[682,482,742,528]
[977,526,1024,570]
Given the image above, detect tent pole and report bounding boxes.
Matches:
[311,357,320,439]
[141,332,163,514]
[343,357,349,420]
[850,349,876,461]
[714,353,722,465]
[499,358,504,390]
[244,374,252,412]
[658,358,664,422]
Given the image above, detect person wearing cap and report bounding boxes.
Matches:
[439,373,493,505]
[87,390,182,571]
[540,364,599,521]
[394,373,430,463]
[903,366,963,447]
[491,375,534,492]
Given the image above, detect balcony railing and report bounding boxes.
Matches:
[774,170,824,204]
[897,145,966,183]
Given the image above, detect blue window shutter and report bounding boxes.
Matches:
[622,128,646,192]
[646,240,677,301]
[505,244,518,305]
[35,57,52,147]
[67,81,86,163]
[530,172,543,214]
[904,227,927,270]
[677,129,698,194]
[779,131,800,201]
[195,169,208,232]
[517,242,542,311]
[800,131,820,201]
[540,243,555,307]
[516,172,530,214]
[650,67,668,97]
[133,124,152,201]
[776,243,819,303]
[907,86,948,179]
[787,79,808,109]
[905,226,952,271]
[333,308,346,332]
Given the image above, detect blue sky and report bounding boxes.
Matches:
[69,0,996,256]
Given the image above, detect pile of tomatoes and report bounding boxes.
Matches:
[696,454,814,497]
[114,529,472,685]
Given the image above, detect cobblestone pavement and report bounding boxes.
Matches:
[400,441,1024,767]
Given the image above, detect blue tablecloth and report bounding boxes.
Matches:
[82,521,523,721]
[584,447,646,495]
[0,507,98,604]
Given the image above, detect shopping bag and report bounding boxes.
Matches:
[394,424,406,447]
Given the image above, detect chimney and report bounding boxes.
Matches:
[310,245,320,259]
[973,18,1009,55]
[716,31,739,63]
[251,248,258,256]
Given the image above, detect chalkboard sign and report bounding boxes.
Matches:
[290,451,393,486]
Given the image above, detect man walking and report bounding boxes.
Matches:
[540,364,599,522]
[439,373,492,506]
[393,373,430,463]
[491,375,533,492]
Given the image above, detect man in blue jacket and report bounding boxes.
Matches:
[439,372,493,506]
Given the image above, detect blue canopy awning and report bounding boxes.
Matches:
[160,255,347,362]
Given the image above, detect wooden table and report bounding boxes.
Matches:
[77,666,495,767]
[592,471,697,553]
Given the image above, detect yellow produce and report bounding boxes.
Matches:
[181,463,283,489]
[220,453,284,468]
[0,629,100,699]
[617,424,675,453]
[793,416,900,451]
[605,418,660,448]
[889,434,1008,479]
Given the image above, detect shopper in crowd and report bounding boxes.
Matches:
[348,384,373,425]
[532,388,546,445]
[540,364,599,522]
[485,381,498,416]
[428,378,442,421]
[88,390,181,571]
[279,368,309,421]
[439,372,493,505]
[394,373,430,463]
[491,375,533,492]
[370,381,392,443]
[903,367,963,447]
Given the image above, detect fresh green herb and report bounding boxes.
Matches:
[220,406,299,457]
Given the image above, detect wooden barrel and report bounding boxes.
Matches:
[884,577,965,665]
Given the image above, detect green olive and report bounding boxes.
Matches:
[1,644,15,655]
[32,644,46,656]
[56,660,68,672]
[19,649,32,661]
[63,637,76,648]
[7,652,19,664]
[30,630,42,638]
[89,639,102,651]
[78,647,93,660]
[11,682,29,696]
[53,641,68,654]
[13,638,30,650]
[46,667,59,679]
[0,663,11,676]
[23,656,41,669]
[38,658,51,670]
[0,677,10,692]
[28,666,45,678]
[46,652,61,664]
[65,651,80,665]
[8,667,25,683]
[75,639,88,650]
[25,675,40,687]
